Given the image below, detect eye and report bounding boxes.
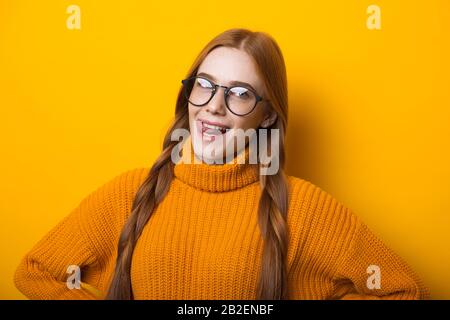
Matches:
[196,78,213,89]
[229,87,250,99]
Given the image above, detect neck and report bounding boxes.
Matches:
[173,135,260,192]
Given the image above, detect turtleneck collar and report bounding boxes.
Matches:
[173,135,260,192]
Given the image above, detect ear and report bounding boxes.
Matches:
[260,109,278,128]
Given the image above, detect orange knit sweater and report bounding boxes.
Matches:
[14,137,430,300]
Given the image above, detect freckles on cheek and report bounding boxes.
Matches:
[188,109,196,127]
[235,120,254,131]
[189,106,200,121]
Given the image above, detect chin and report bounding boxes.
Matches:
[192,136,226,164]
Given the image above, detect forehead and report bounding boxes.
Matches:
[197,46,263,92]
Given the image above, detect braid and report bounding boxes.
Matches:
[256,169,290,299]
[105,115,187,299]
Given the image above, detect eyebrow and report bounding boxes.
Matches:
[196,72,258,93]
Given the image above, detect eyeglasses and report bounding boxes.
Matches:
[181,76,266,116]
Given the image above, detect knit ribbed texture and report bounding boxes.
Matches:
[14,138,430,300]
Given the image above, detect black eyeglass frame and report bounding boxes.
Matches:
[181,76,267,116]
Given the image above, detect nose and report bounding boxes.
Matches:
[205,86,227,115]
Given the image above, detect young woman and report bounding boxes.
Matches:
[14,28,429,300]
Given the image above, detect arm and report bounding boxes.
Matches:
[331,216,430,300]
[13,168,144,300]
[14,200,101,299]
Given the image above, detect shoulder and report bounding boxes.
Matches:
[285,174,360,230]
[95,167,150,196]
[286,175,337,209]
[75,167,150,233]
[83,167,150,206]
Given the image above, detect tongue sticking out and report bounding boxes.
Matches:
[200,123,228,143]
[203,127,225,135]
[201,122,228,135]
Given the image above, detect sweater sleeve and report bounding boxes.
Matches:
[13,168,144,300]
[331,214,430,300]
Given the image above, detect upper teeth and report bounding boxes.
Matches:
[203,122,228,131]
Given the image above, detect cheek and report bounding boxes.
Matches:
[233,115,262,131]
[188,105,198,124]
[236,103,268,130]
[188,104,194,117]
[188,105,203,141]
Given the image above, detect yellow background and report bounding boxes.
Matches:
[1,0,449,299]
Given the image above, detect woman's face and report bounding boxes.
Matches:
[188,46,276,163]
